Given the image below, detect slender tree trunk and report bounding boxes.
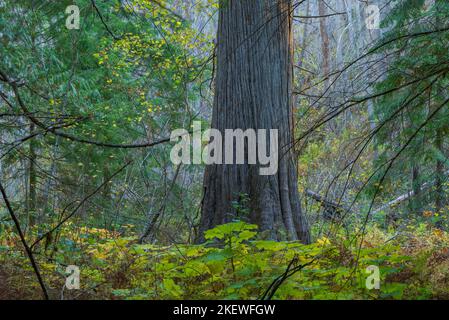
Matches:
[28,122,37,226]
[435,129,443,214]
[409,164,422,215]
[41,137,59,226]
[318,0,330,77]
[198,0,310,243]
[434,0,446,218]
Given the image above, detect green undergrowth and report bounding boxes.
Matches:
[1,221,449,300]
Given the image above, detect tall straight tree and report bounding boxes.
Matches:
[198,0,310,243]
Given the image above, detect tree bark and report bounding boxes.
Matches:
[198,0,310,243]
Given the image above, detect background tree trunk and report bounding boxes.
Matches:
[409,165,422,215]
[198,0,310,243]
[434,0,446,220]
[318,0,330,77]
[435,129,444,215]
[28,122,37,227]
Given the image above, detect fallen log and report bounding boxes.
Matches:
[372,169,449,215]
[305,189,349,219]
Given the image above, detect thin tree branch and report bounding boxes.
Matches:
[0,180,49,299]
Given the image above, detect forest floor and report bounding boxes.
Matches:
[1,220,449,300]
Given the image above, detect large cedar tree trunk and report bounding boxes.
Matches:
[198,0,310,243]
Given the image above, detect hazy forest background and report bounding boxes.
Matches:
[0,0,449,300]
